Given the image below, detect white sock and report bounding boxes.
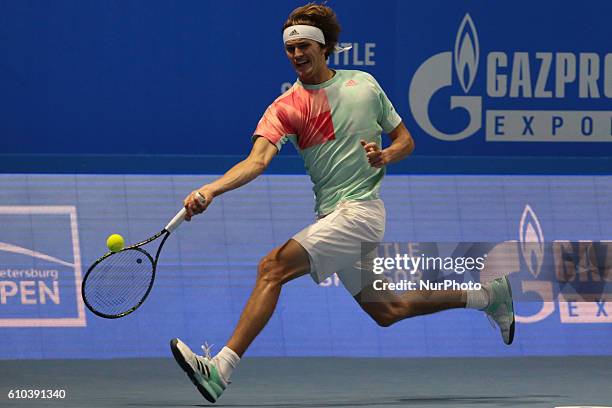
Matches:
[212,346,240,384]
[464,287,490,310]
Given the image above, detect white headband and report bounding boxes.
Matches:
[282,25,352,53]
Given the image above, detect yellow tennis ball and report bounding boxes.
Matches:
[106,234,125,252]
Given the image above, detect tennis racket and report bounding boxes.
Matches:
[81,194,205,319]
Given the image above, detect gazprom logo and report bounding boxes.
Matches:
[409,14,482,141]
[409,13,612,142]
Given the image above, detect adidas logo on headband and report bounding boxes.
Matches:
[283,24,350,53]
[283,25,324,45]
[283,25,353,54]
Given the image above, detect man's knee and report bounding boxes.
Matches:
[372,310,395,327]
[256,240,310,287]
[361,300,415,327]
[361,302,397,327]
[257,251,285,286]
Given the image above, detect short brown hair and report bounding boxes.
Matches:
[283,3,341,58]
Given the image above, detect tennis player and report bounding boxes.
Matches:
[171,3,514,403]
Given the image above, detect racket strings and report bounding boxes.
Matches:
[84,249,154,316]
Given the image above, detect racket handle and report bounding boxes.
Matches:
[165,208,187,233]
[165,192,206,233]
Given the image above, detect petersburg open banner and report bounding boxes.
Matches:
[0,0,611,173]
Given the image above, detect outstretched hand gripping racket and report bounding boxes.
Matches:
[82,195,205,318]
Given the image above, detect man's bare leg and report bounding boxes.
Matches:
[227,239,311,356]
[355,276,514,343]
[170,239,311,402]
[355,282,466,327]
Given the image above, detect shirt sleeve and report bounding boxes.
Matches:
[253,102,293,152]
[378,87,402,133]
[365,73,402,133]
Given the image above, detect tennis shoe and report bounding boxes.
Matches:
[483,276,515,345]
[170,338,226,403]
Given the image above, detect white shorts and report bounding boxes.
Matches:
[292,199,385,296]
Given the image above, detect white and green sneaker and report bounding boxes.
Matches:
[170,338,226,403]
[483,276,515,345]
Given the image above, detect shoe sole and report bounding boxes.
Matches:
[170,339,217,403]
[505,276,515,345]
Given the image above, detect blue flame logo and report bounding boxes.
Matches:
[519,204,544,278]
[454,14,479,94]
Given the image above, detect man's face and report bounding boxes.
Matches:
[285,39,328,84]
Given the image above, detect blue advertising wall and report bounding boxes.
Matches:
[1,0,611,173]
[1,1,611,360]
[0,174,611,359]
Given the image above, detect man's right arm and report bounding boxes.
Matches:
[183,136,278,220]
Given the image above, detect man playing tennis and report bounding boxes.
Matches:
[171,3,514,403]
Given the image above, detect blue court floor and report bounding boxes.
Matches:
[1,356,610,407]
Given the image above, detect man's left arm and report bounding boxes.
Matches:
[361,122,415,168]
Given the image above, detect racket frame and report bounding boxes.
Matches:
[82,195,203,318]
[81,229,170,319]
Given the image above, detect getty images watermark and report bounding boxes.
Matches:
[361,241,612,303]
[360,242,492,294]
[371,251,486,291]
